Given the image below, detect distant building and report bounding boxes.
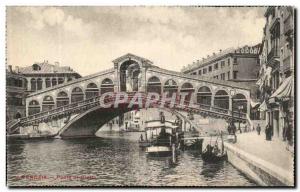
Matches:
[18,60,81,92]
[181,45,261,83]
[6,65,27,121]
[256,7,294,149]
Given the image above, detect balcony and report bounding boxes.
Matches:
[267,48,280,67]
[284,16,294,36]
[282,55,292,73]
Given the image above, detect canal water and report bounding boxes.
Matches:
[7,132,257,187]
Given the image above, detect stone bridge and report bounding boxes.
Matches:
[9,53,252,138]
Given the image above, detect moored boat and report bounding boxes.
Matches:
[201,132,227,162]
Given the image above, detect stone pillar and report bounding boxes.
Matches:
[27,78,31,91]
[42,78,46,89]
[229,96,233,113]
[211,94,215,108]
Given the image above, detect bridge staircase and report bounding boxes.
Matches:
[7,92,248,135]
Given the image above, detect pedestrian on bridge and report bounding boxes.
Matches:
[256,124,261,135]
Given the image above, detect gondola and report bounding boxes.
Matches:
[201,132,227,162]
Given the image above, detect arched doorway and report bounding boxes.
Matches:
[52,78,57,86]
[147,76,161,95]
[233,93,247,113]
[30,78,36,91]
[85,83,99,99]
[197,86,212,106]
[71,87,84,103]
[180,82,194,104]
[57,91,69,107]
[163,79,178,98]
[28,100,40,115]
[37,78,43,90]
[42,95,55,111]
[45,78,51,88]
[214,90,229,109]
[100,78,114,94]
[120,60,140,92]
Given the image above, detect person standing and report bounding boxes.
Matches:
[256,124,261,135]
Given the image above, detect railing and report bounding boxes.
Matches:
[15,92,247,129]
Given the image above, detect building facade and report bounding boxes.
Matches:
[181,45,261,83]
[256,7,294,149]
[6,65,27,122]
[18,61,81,93]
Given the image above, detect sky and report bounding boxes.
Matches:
[7,6,266,76]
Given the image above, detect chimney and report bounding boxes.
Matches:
[219,49,222,53]
[8,65,12,72]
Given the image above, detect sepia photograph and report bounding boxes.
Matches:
[5,5,295,187]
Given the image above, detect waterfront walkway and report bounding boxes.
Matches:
[226,131,294,186]
[235,132,294,171]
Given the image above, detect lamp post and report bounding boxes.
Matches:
[238,105,244,133]
[230,90,236,134]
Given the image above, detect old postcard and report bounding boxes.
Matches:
[6,6,295,187]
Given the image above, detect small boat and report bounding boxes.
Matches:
[181,137,203,151]
[145,146,172,156]
[201,133,227,162]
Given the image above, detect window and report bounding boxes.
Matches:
[191,72,196,75]
[233,71,238,79]
[233,57,237,65]
[214,75,218,79]
[208,66,212,72]
[221,61,225,68]
[227,71,230,79]
[228,58,230,66]
[214,63,218,70]
[198,70,202,75]
[203,68,207,74]
[221,73,225,80]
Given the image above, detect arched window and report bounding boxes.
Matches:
[100,78,114,94]
[42,95,55,111]
[233,93,247,113]
[52,78,57,86]
[197,86,212,105]
[45,78,51,88]
[58,78,64,84]
[214,90,229,109]
[37,78,43,90]
[180,82,194,104]
[147,76,161,95]
[163,79,178,98]
[85,83,99,99]
[71,87,84,103]
[30,78,37,91]
[57,91,69,107]
[28,100,40,115]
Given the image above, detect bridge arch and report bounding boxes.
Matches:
[52,78,57,86]
[28,100,40,115]
[180,82,194,103]
[147,76,162,94]
[214,90,229,109]
[163,79,178,97]
[100,78,114,94]
[30,78,37,91]
[232,93,247,113]
[85,82,99,99]
[197,86,212,105]
[42,95,55,111]
[56,91,69,107]
[71,87,84,103]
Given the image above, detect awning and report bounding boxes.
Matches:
[258,101,267,111]
[270,76,294,100]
